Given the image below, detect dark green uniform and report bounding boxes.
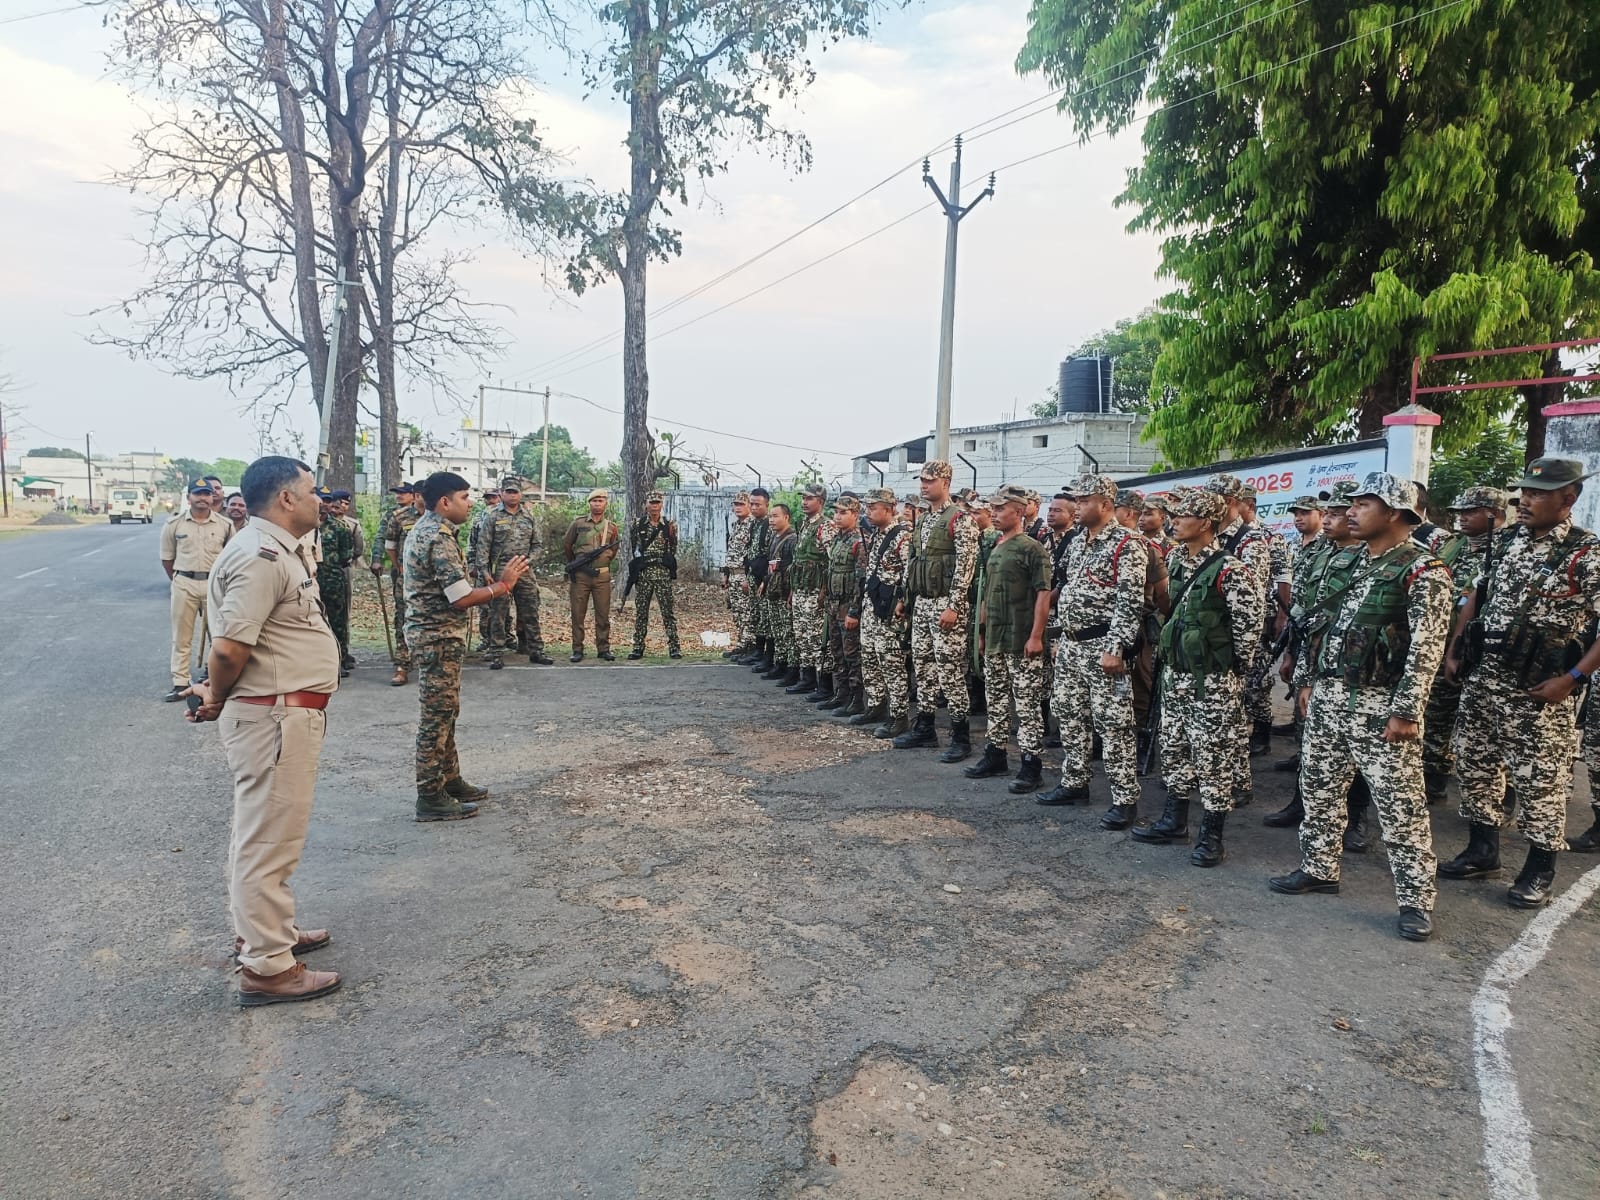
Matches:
[317,513,354,661]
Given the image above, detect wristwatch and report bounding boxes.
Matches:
[1568,667,1587,683]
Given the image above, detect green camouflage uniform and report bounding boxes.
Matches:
[1420,531,1491,776]
[906,497,979,721]
[373,503,421,669]
[790,510,832,672]
[404,510,472,795]
[316,512,354,659]
[471,503,544,661]
[746,514,773,644]
[981,532,1050,754]
[824,526,866,695]
[726,512,755,647]
[970,525,999,675]
[861,523,911,718]
[1218,514,1273,788]
[629,517,680,655]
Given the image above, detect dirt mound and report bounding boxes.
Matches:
[32,511,78,526]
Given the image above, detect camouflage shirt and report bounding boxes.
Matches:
[1056,520,1149,655]
[1290,532,1338,610]
[1477,519,1600,639]
[1219,516,1274,591]
[726,514,754,572]
[914,503,979,620]
[373,504,421,573]
[471,503,541,577]
[865,523,912,618]
[317,513,354,570]
[403,510,471,645]
[1162,538,1266,677]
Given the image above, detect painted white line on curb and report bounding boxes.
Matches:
[1472,861,1600,1200]
[15,567,47,578]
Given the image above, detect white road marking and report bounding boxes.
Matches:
[1472,861,1600,1200]
[15,567,47,578]
[78,545,109,558]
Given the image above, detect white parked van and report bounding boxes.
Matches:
[109,488,152,524]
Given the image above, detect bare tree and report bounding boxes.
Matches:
[99,0,559,487]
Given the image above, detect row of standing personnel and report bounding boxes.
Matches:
[722,459,1600,944]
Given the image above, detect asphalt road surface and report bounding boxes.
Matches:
[3,521,1597,1200]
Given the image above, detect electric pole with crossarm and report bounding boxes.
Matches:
[924,134,995,464]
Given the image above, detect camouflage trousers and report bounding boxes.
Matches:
[825,598,862,693]
[1421,672,1462,775]
[909,592,970,720]
[1584,693,1600,819]
[860,609,908,717]
[485,574,543,659]
[413,637,464,795]
[318,565,349,654]
[382,571,411,669]
[1053,637,1139,805]
[1299,680,1436,910]
[1242,621,1277,724]
[631,565,680,654]
[984,651,1045,754]
[728,573,752,646]
[770,595,795,664]
[751,591,771,639]
[1455,659,1579,850]
[792,588,826,670]
[1160,667,1245,814]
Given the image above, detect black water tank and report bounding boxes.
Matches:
[1058,356,1111,415]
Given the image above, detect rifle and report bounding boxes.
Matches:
[564,537,620,581]
[1245,605,1300,699]
[1137,662,1161,777]
[619,556,641,610]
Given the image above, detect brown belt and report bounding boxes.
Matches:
[233,691,332,710]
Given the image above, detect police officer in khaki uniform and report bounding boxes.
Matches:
[564,488,619,661]
[161,480,231,700]
[184,456,341,1006]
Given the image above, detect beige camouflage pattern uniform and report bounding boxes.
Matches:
[861,522,912,719]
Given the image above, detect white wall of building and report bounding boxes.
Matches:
[401,429,520,492]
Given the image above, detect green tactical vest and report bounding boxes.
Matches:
[1158,552,1235,684]
[906,504,957,599]
[1302,543,1361,661]
[827,531,861,597]
[793,517,829,590]
[1331,542,1429,688]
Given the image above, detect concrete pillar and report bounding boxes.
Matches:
[1382,404,1441,485]
[1541,400,1600,533]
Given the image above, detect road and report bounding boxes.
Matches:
[2,520,1597,1200]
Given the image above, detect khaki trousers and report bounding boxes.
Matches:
[170,574,209,687]
[569,568,612,653]
[220,701,326,977]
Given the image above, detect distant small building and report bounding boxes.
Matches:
[401,429,519,492]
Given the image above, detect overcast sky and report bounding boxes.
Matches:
[0,1,1165,486]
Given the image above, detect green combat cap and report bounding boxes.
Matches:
[1517,457,1592,491]
[801,482,827,500]
[919,460,953,482]
[1115,488,1146,512]
[1449,486,1509,512]
[1167,487,1226,522]
[833,494,861,514]
[1145,492,1173,513]
[987,483,1031,508]
[1287,494,1323,513]
[864,487,898,507]
[1319,481,1358,508]
[1064,474,1118,502]
[1349,471,1424,524]
[1238,484,1258,502]
[1206,472,1244,498]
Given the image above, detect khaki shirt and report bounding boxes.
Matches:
[160,509,231,573]
[340,513,366,566]
[563,514,618,573]
[206,517,341,697]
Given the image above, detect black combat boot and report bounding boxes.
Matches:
[1132,790,1190,844]
[1423,770,1450,806]
[874,713,910,740]
[1248,720,1272,756]
[1037,782,1091,806]
[840,688,866,718]
[962,742,1009,779]
[751,640,774,673]
[1231,782,1253,809]
[1008,753,1043,794]
[968,679,987,716]
[806,672,834,703]
[818,677,850,710]
[848,698,886,727]
[892,711,939,750]
[444,777,489,802]
[1268,868,1340,895]
[1397,906,1434,942]
[1438,822,1501,879]
[1262,785,1304,828]
[1568,807,1600,852]
[1273,753,1301,773]
[937,717,972,764]
[760,656,787,680]
[785,666,816,695]
[1100,801,1138,831]
[1343,782,1372,854]
[1191,811,1226,867]
[1507,845,1557,909]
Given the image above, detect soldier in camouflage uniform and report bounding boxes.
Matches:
[1441,459,1600,906]
[786,482,834,697]
[468,486,500,650]
[1269,495,1333,773]
[965,496,998,715]
[1419,486,1506,804]
[628,490,681,659]
[852,489,911,739]
[743,489,775,672]
[470,477,551,669]
[762,502,799,681]
[896,460,980,762]
[1115,488,1170,769]
[1133,488,1264,865]
[1574,695,1600,854]
[404,472,529,821]
[724,491,755,659]
[1269,473,1452,941]
[1138,494,1175,559]
[314,487,355,677]
[820,495,867,713]
[1207,474,1273,801]
[964,485,1052,792]
[1039,474,1150,827]
[1239,484,1293,757]
[370,481,423,685]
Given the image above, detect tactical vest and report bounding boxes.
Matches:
[1302,544,1361,663]
[1328,543,1430,688]
[745,518,772,580]
[906,504,958,599]
[793,517,829,590]
[1158,552,1235,684]
[827,531,861,598]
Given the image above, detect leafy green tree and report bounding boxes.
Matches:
[1017,0,1600,466]
[162,456,215,489]
[26,446,84,459]
[211,458,249,484]
[512,425,599,492]
[1427,422,1525,511]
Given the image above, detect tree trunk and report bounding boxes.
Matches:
[1356,362,1405,435]
[372,20,401,491]
[1520,349,1565,463]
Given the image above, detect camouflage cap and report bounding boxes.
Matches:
[1205,472,1244,498]
[1024,489,1042,505]
[1063,473,1119,502]
[863,487,898,507]
[801,482,827,500]
[1115,488,1146,512]
[1238,484,1258,502]
[955,486,979,505]
[1517,457,1592,491]
[919,459,954,482]
[732,490,751,504]
[1167,486,1227,522]
[1287,494,1323,512]
[645,489,665,502]
[1144,492,1174,513]
[987,483,1031,508]
[833,494,862,514]
[914,497,931,511]
[1448,485,1510,512]
[499,475,524,491]
[1348,471,1423,523]
[1318,481,1357,508]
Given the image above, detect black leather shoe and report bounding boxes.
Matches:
[1132,792,1190,844]
[1100,803,1137,830]
[1007,753,1043,794]
[1262,791,1305,828]
[569,652,584,663]
[962,743,1009,779]
[785,667,817,695]
[597,650,616,661]
[847,702,887,728]
[873,715,910,740]
[892,712,938,750]
[937,718,971,764]
[1268,869,1340,895]
[1037,784,1090,807]
[1397,906,1434,942]
[163,686,186,702]
[1248,721,1271,756]
[1438,823,1500,879]
[529,653,555,665]
[1190,811,1226,867]
[1231,784,1253,809]
[1507,845,1557,908]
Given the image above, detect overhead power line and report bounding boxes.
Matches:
[552,389,854,458]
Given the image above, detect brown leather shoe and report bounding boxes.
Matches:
[390,668,408,686]
[234,928,330,958]
[238,961,342,1007]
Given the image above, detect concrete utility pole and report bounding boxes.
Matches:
[313,266,361,485]
[923,135,995,463]
[85,432,93,512]
[478,381,555,498]
[0,403,10,518]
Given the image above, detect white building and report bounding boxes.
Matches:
[399,429,520,492]
[16,455,110,504]
[852,410,1160,497]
